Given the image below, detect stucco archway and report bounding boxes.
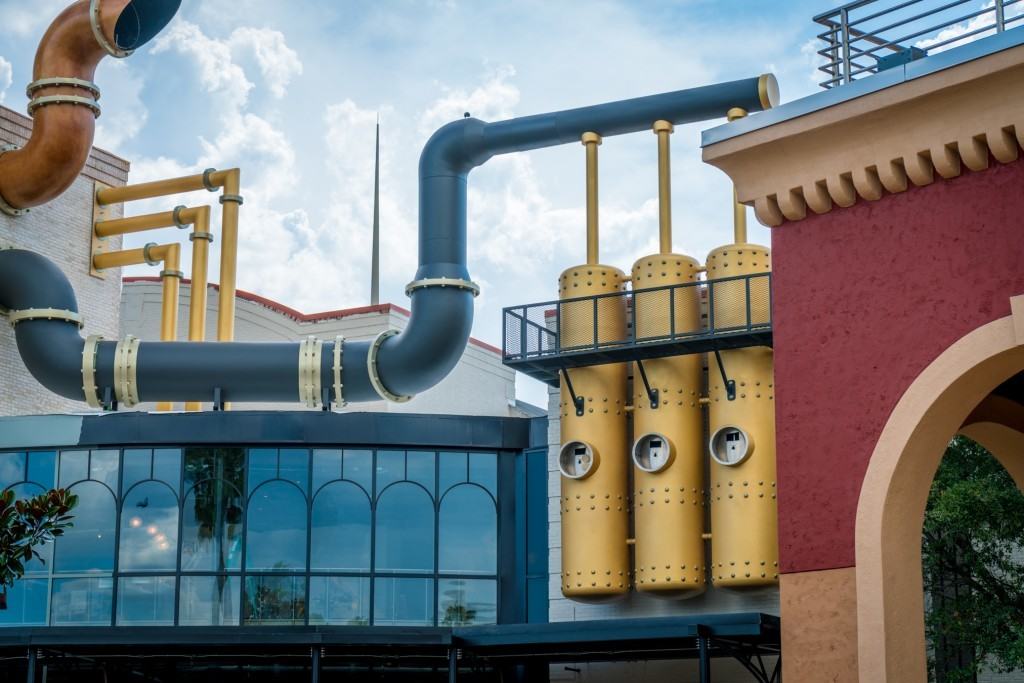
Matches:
[855,303,1024,682]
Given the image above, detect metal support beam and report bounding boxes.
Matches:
[635,359,660,409]
[713,349,737,401]
[310,647,320,683]
[560,368,585,416]
[697,626,711,683]
[26,647,36,683]
[448,647,458,683]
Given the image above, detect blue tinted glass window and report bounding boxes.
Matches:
[6,483,49,572]
[0,578,48,626]
[469,452,498,497]
[152,449,181,493]
[438,452,467,494]
[311,481,370,571]
[54,480,116,572]
[373,577,433,626]
[119,481,178,571]
[343,450,373,493]
[247,448,277,495]
[179,575,240,626]
[406,451,435,496]
[184,448,244,493]
[51,577,113,626]
[116,576,175,625]
[121,449,152,495]
[438,579,497,626]
[279,449,308,493]
[246,481,307,571]
[26,451,56,490]
[244,575,306,625]
[439,485,496,575]
[375,483,434,573]
[181,480,244,572]
[90,450,119,490]
[312,449,342,492]
[58,450,88,486]
[309,576,370,626]
[0,452,25,490]
[375,450,404,495]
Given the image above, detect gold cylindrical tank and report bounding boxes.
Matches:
[705,243,777,588]
[631,254,706,596]
[558,264,630,599]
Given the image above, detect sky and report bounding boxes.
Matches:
[0,0,888,406]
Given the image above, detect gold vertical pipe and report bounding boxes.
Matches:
[217,168,241,343]
[726,107,749,245]
[653,120,674,253]
[185,206,213,412]
[156,243,182,413]
[581,132,601,265]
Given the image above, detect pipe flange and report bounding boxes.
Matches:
[81,335,104,409]
[189,231,214,243]
[332,335,346,409]
[142,243,160,266]
[8,308,85,328]
[113,335,141,408]
[298,335,323,409]
[28,95,102,119]
[404,277,480,298]
[202,168,219,192]
[26,77,101,100]
[89,0,134,58]
[172,205,190,229]
[159,269,184,279]
[0,190,29,217]
[219,194,244,205]
[366,329,413,403]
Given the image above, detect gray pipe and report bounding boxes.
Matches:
[0,75,775,408]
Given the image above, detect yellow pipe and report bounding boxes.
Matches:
[93,243,176,270]
[653,120,674,253]
[94,206,206,238]
[581,132,601,265]
[156,243,182,413]
[95,169,234,206]
[217,168,240,343]
[184,206,213,412]
[726,107,749,244]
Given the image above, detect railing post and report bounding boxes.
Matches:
[556,302,562,353]
[996,0,1005,32]
[840,7,852,84]
[520,309,527,358]
[708,278,716,333]
[26,648,36,683]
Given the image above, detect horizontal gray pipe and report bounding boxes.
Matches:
[0,75,773,407]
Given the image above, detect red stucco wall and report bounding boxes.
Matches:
[773,157,1024,574]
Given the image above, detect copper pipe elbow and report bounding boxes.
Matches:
[0,0,180,214]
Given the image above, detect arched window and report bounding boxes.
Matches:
[180,480,244,572]
[119,481,179,572]
[439,485,497,575]
[53,480,116,573]
[311,481,370,571]
[246,481,307,571]
[4,482,49,573]
[374,483,434,573]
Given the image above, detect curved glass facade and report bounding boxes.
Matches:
[0,446,504,628]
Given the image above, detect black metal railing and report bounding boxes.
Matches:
[502,273,772,384]
[814,0,1023,89]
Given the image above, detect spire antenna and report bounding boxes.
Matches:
[370,114,381,306]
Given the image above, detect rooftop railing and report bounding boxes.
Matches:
[815,0,1024,88]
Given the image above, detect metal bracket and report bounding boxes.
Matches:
[8,308,84,328]
[90,181,112,278]
[203,168,219,192]
[405,277,480,298]
[212,387,225,412]
[635,359,660,409]
[26,77,101,100]
[332,335,346,410]
[560,368,585,417]
[113,335,141,408]
[82,335,103,409]
[713,349,737,401]
[27,95,101,118]
[219,194,244,205]
[142,242,159,266]
[298,336,324,409]
[172,205,190,229]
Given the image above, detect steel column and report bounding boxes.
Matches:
[311,647,320,683]
[698,626,711,683]
[26,648,36,683]
[448,647,458,683]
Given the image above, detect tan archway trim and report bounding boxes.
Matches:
[959,421,1024,491]
[703,43,1024,226]
[855,314,1024,682]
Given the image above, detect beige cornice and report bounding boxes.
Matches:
[703,44,1024,227]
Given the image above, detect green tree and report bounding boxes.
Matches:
[924,436,1024,682]
[0,487,76,609]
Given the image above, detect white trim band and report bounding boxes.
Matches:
[366,329,413,403]
[332,335,346,410]
[405,277,480,298]
[8,308,84,328]
[298,336,323,409]
[82,335,103,409]
[27,95,101,118]
[26,77,101,100]
[113,335,141,408]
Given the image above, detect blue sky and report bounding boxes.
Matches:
[0,0,836,406]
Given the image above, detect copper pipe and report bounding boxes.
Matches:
[217,169,240,343]
[726,107,749,244]
[581,132,601,265]
[653,120,674,253]
[183,207,212,413]
[0,0,178,213]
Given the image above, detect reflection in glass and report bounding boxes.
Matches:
[312,449,342,492]
[247,448,277,494]
[58,450,88,486]
[375,483,434,573]
[246,481,307,571]
[51,577,113,626]
[438,579,497,626]
[343,450,373,493]
[244,575,306,625]
[121,449,152,495]
[311,482,370,571]
[89,450,120,490]
[179,575,240,626]
[0,451,25,490]
[116,576,175,625]
[439,485,497,575]
[185,448,245,493]
[279,449,308,493]
[406,451,435,495]
[152,449,182,493]
[26,451,56,490]
[376,450,404,494]
[469,453,498,497]
[438,452,467,494]
[0,578,47,626]
[180,480,243,572]
[119,481,178,571]
[309,576,370,625]
[54,480,116,572]
[6,483,49,572]
[373,577,434,626]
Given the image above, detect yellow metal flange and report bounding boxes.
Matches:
[113,335,141,408]
[81,335,103,409]
[332,335,346,410]
[298,335,323,409]
[7,308,85,328]
[367,329,413,403]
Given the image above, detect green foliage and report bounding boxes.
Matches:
[923,436,1024,681]
[0,487,77,609]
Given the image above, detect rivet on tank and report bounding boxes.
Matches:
[558,131,630,600]
[630,120,706,597]
[706,107,778,589]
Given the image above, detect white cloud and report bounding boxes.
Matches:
[228,27,303,99]
[0,0,66,38]
[0,56,11,104]
[94,61,148,153]
[915,1,1022,53]
[420,64,520,133]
